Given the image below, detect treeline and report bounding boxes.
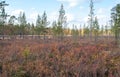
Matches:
[0,5,113,36]
[0,1,120,42]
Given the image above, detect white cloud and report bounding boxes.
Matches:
[48,11,74,23]
[48,11,58,22]
[47,11,75,28]
[79,6,84,9]
[57,0,104,8]
[31,8,36,10]
[83,16,89,23]
[69,2,77,7]
[114,0,120,4]
[66,13,74,22]
[97,14,109,25]
[6,0,110,28]
[27,12,38,24]
[97,14,106,19]
[97,8,105,14]
[79,13,109,26]
[96,8,109,15]
[57,0,83,7]
[29,12,38,21]
[27,9,40,24]
[95,7,111,26]
[11,9,24,16]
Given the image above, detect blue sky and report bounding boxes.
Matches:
[4,0,120,28]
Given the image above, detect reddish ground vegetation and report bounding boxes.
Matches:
[0,38,120,77]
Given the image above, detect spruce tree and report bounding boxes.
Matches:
[35,14,42,38]
[93,17,99,42]
[0,1,9,39]
[18,12,27,38]
[58,4,67,39]
[89,0,95,38]
[111,4,120,45]
[41,11,48,40]
[8,15,16,25]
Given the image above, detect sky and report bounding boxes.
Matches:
[3,0,120,28]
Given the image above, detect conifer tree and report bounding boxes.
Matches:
[8,15,16,25]
[58,4,67,39]
[93,17,99,42]
[71,24,79,42]
[35,14,42,39]
[89,0,95,38]
[0,1,9,39]
[18,12,27,38]
[111,4,120,44]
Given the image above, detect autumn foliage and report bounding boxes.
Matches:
[0,38,120,77]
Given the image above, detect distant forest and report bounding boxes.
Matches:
[0,0,120,43]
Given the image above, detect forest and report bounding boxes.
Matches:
[0,0,120,77]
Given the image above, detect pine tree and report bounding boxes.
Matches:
[31,23,35,39]
[105,24,108,36]
[58,4,67,39]
[42,11,48,29]
[89,0,95,38]
[0,1,9,39]
[111,4,120,44]
[26,23,31,35]
[18,12,27,26]
[79,24,82,37]
[71,24,79,42]
[93,17,99,42]
[35,12,49,39]
[52,21,57,37]
[35,14,42,38]
[36,15,41,28]
[84,24,90,37]
[41,11,49,40]
[8,15,16,25]
[18,12,27,38]
[101,25,104,36]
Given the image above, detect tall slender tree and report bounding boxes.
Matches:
[41,11,49,38]
[84,24,90,37]
[18,12,27,26]
[31,23,35,38]
[36,15,41,27]
[93,17,99,42]
[52,21,57,37]
[88,0,95,38]
[111,4,120,44]
[79,24,82,37]
[42,11,48,28]
[105,24,108,36]
[35,14,42,35]
[101,25,104,36]
[58,4,67,39]
[71,24,79,42]
[18,12,27,38]
[35,12,49,39]
[8,15,16,25]
[0,1,9,39]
